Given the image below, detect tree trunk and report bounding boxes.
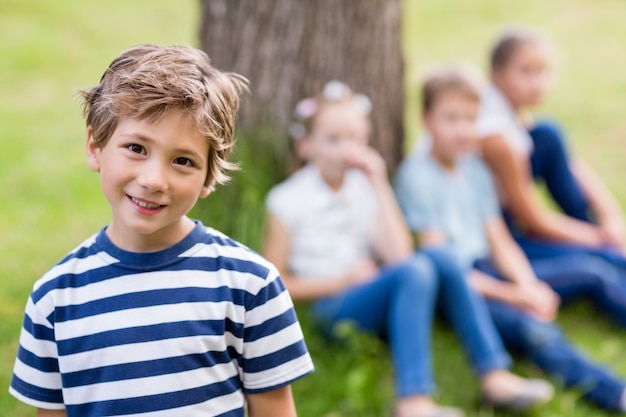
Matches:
[199,0,405,172]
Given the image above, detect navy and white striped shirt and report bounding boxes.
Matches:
[10,221,314,416]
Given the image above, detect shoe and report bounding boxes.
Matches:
[407,406,466,417]
[482,378,554,411]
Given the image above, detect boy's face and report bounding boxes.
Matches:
[423,91,479,165]
[298,102,370,185]
[492,42,552,110]
[86,110,211,252]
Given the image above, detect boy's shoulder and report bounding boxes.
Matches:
[32,230,107,292]
[396,146,439,186]
[32,223,278,300]
[193,223,278,277]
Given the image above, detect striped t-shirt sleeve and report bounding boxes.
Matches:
[10,295,65,409]
[241,265,313,393]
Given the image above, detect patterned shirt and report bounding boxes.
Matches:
[10,220,314,416]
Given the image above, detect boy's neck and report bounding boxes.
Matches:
[429,145,458,173]
[106,215,196,253]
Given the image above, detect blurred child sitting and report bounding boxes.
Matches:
[264,80,551,417]
[477,26,626,266]
[395,65,626,412]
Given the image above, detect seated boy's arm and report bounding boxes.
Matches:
[37,409,67,417]
[468,268,558,322]
[485,217,538,286]
[246,385,297,417]
[416,229,447,247]
[467,268,519,304]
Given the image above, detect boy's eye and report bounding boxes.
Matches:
[127,144,145,154]
[174,157,194,167]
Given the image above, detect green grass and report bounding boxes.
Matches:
[2,1,626,416]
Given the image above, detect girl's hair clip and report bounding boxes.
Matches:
[352,93,372,115]
[323,80,371,115]
[289,80,372,139]
[323,80,353,101]
[293,97,318,121]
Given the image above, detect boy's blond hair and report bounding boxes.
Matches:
[80,44,249,188]
[421,65,483,114]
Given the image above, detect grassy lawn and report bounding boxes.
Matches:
[1,1,625,416]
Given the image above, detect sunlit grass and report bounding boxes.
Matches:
[1,1,625,416]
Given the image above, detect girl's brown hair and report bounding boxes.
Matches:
[490,26,547,72]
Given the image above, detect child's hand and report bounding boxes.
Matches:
[515,281,560,322]
[340,259,378,289]
[344,145,388,185]
[599,217,626,253]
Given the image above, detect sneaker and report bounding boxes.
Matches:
[405,405,465,417]
[482,378,554,411]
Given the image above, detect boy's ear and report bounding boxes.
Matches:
[199,184,213,199]
[85,127,101,172]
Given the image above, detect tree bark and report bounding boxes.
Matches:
[199,0,404,172]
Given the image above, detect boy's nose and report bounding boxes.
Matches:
[136,161,169,192]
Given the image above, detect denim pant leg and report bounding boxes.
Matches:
[488,300,626,411]
[513,234,626,274]
[529,121,591,221]
[312,254,439,397]
[530,254,626,327]
[422,247,511,376]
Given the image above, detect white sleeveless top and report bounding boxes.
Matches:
[476,84,534,157]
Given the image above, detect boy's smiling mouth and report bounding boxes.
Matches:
[129,196,164,210]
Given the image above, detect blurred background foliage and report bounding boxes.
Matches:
[1,1,625,416]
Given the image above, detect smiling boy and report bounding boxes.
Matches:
[10,44,313,417]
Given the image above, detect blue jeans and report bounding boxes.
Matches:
[523,121,626,265]
[475,258,626,410]
[532,254,626,327]
[478,254,626,329]
[529,121,591,222]
[312,248,510,397]
[507,120,626,312]
[489,300,625,411]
